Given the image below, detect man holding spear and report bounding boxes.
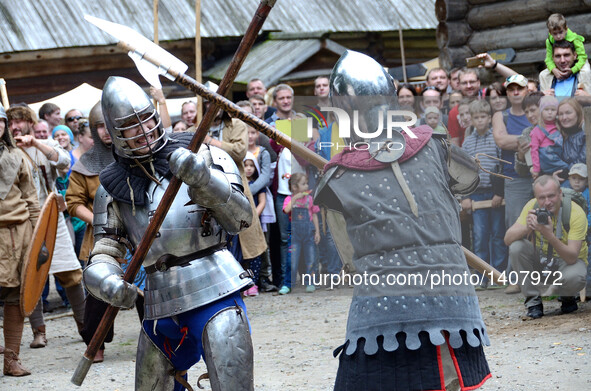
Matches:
[83,76,255,391]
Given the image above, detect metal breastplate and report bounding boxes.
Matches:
[119,178,251,319]
[119,178,226,266]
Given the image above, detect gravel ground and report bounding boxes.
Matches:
[1,283,589,390]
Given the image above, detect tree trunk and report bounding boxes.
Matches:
[435,0,470,22]
[437,21,473,49]
[467,0,591,30]
[468,14,591,53]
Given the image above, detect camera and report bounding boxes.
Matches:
[540,256,559,272]
[535,208,552,225]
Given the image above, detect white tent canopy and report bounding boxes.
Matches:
[29,83,103,118]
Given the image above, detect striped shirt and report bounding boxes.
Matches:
[461,128,500,190]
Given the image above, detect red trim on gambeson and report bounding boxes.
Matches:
[445,336,464,389]
[463,373,492,391]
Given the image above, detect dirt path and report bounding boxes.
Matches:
[1,286,589,390]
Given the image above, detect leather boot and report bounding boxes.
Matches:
[3,348,31,376]
[30,325,47,348]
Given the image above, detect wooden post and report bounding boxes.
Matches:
[195,0,202,124]
[152,0,159,109]
[153,0,159,45]
[0,79,9,109]
[398,26,407,83]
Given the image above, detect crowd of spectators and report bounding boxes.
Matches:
[2,13,591,376]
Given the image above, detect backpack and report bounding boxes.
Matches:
[534,187,588,233]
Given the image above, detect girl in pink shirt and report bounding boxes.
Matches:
[280,173,320,294]
[529,96,568,178]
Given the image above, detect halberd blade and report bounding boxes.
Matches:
[84,14,188,82]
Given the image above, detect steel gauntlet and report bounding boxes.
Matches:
[84,239,137,309]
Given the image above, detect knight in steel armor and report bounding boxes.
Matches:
[315,51,491,391]
[83,76,254,391]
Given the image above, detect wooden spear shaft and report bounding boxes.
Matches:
[72,0,277,386]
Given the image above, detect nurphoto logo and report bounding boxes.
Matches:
[315,107,418,139]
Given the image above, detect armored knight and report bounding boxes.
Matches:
[315,51,491,391]
[83,76,254,391]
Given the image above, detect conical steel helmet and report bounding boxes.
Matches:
[101,76,167,159]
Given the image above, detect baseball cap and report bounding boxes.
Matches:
[569,163,588,178]
[504,74,528,88]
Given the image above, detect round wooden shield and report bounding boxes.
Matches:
[20,192,59,317]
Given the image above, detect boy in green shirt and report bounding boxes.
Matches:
[545,13,589,80]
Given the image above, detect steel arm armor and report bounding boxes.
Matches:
[84,186,137,308]
[168,146,252,234]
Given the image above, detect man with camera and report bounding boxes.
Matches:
[505,175,587,318]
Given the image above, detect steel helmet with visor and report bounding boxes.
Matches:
[101,76,167,159]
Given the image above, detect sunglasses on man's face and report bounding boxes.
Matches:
[67,116,82,122]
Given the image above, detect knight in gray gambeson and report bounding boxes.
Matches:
[83,76,254,391]
[315,51,492,391]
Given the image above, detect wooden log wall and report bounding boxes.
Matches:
[437,0,591,75]
[436,0,474,70]
[330,30,439,69]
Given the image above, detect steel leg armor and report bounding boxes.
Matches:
[201,306,254,391]
[135,329,176,391]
